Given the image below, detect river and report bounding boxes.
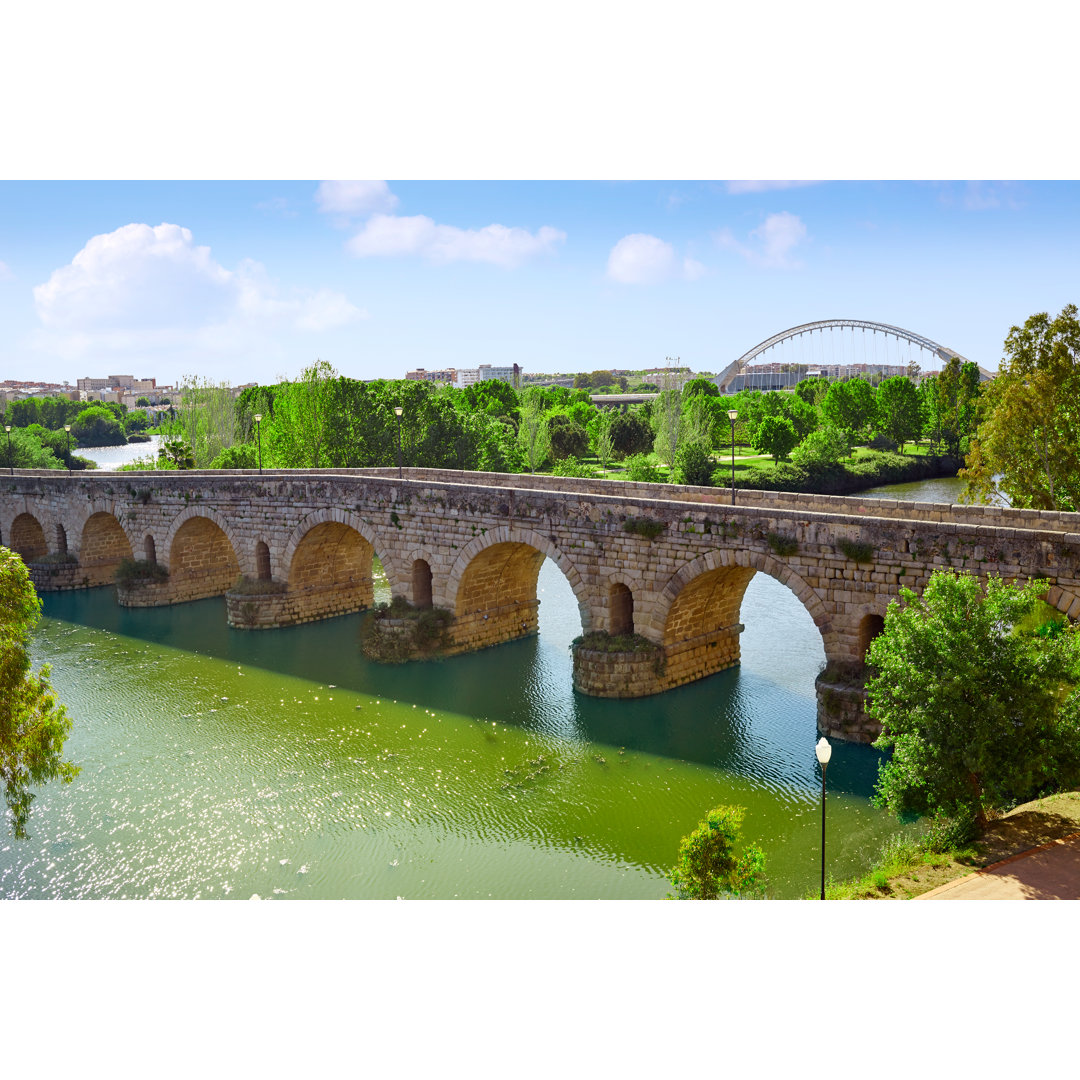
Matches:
[2,475,966,900]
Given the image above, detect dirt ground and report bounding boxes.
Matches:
[875,791,1080,899]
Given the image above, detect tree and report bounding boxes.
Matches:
[158,438,196,469]
[651,387,682,468]
[923,358,980,458]
[589,409,615,472]
[673,443,713,486]
[682,377,719,399]
[875,375,921,452]
[669,805,766,899]
[72,405,127,447]
[135,396,150,407]
[867,570,1080,833]
[961,305,1080,511]
[753,414,798,462]
[609,411,654,458]
[790,424,849,469]
[821,378,876,441]
[1,548,79,838]
[517,390,551,472]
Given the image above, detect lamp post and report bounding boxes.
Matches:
[727,409,738,505]
[253,413,263,474]
[393,406,403,480]
[815,736,832,900]
[64,425,72,472]
[5,425,11,475]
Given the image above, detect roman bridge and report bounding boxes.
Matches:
[4,467,1080,743]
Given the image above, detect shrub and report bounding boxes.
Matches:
[210,444,258,469]
[791,425,850,469]
[623,516,667,540]
[621,453,665,483]
[838,538,875,564]
[550,456,598,478]
[31,552,79,565]
[229,575,286,595]
[673,443,713,486]
[114,558,168,586]
[669,805,767,899]
[766,531,798,557]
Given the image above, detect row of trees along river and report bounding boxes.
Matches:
[3,306,1079,898]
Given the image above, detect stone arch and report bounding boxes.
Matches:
[858,613,886,659]
[168,514,240,602]
[9,512,48,562]
[610,582,634,635]
[412,559,433,608]
[255,540,271,580]
[162,505,245,577]
[80,511,135,585]
[652,548,835,655]
[445,526,592,634]
[281,509,395,588]
[285,518,382,621]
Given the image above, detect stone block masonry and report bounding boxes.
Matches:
[3,466,1080,744]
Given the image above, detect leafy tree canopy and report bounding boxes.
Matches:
[669,805,766,899]
[1,548,79,838]
[868,570,1080,832]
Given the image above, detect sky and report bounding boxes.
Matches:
[3,179,1080,388]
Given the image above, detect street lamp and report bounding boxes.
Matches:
[727,409,738,505]
[5,425,11,475]
[815,736,832,900]
[393,406,404,480]
[64,425,72,472]
[253,413,263,474]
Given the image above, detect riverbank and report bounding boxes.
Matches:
[823,791,1080,899]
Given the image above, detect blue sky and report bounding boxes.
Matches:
[1,179,1077,387]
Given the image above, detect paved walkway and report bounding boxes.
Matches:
[916,832,1080,900]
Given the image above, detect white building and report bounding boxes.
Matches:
[453,364,521,388]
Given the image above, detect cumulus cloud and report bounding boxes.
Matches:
[726,180,821,195]
[606,234,706,284]
[716,211,808,269]
[348,213,565,268]
[315,180,399,217]
[32,223,364,359]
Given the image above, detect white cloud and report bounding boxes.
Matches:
[348,213,565,268]
[32,223,365,361]
[606,234,705,284]
[315,180,399,217]
[716,211,808,269]
[726,180,821,195]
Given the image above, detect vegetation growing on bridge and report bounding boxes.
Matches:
[361,598,455,663]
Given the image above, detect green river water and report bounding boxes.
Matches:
[2,477,966,900]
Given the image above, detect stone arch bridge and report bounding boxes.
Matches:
[4,467,1080,742]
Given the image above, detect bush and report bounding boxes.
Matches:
[547,414,589,460]
[610,412,655,457]
[623,516,667,540]
[114,558,168,586]
[229,575,286,595]
[673,443,713,486]
[670,805,767,899]
[621,453,665,483]
[550,456,598,478]
[791,425,850,469]
[210,443,259,470]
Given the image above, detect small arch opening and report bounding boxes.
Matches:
[10,513,48,562]
[144,534,157,563]
[256,541,271,581]
[858,613,886,660]
[55,524,68,554]
[412,559,433,608]
[610,582,634,636]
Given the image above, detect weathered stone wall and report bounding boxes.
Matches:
[816,679,880,743]
[4,466,1080,743]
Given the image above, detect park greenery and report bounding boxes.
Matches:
[0,547,79,839]
[669,805,767,899]
[867,570,1080,835]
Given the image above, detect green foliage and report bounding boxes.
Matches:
[651,386,683,467]
[752,414,798,462]
[362,601,455,662]
[822,377,876,440]
[588,409,615,471]
[73,405,127,447]
[921,358,981,457]
[961,304,1080,511]
[669,805,766,899]
[547,414,589,460]
[550,456,598,478]
[623,516,667,540]
[229,575,286,596]
[837,538,874,564]
[682,377,719,399]
[766,531,798,557]
[672,442,713,486]
[609,410,654,458]
[790,424,850,468]
[517,389,551,472]
[875,375,921,452]
[621,453,665,483]
[795,376,830,406]
[158,438,196,470]
[867,571,1080,831]
[209,443,258,469]
[2,426,65,470]
[574,631,662,654]
[0,547,79,838]
[114,558,169,586]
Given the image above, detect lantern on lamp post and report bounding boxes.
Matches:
[815,736,832,900]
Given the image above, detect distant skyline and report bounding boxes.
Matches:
[1,180,1078,387]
